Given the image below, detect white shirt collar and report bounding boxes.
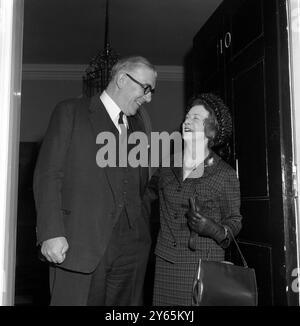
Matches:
[100,90,120,122]
[99,91,128,131]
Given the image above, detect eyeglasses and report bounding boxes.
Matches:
[126,73,155,95]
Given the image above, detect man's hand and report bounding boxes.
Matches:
[41,237,69,264]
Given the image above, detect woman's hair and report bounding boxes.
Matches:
[186,93,232,148]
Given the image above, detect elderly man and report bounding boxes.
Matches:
[34,56,157,305]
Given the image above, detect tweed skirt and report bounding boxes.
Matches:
[152,255,199,306]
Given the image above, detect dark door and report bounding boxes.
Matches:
[226,0,274,306]
[193,3,226,99]
[193,0,297,305]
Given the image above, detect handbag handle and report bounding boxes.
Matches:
[227,227,249,268]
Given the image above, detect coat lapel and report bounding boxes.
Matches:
[88,96,151,197]
[170,151,183,184]
[88,93,117,137]
[171,165,182,184]
[88,94,119,198]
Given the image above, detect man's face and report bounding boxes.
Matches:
[121,66,157,116]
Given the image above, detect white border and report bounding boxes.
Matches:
[0,0,23,306]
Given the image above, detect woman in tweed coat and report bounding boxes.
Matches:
[146,93,242,306]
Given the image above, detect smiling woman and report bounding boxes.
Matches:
[143,93,242,306]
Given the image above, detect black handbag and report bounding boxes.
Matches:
[192,230,258,306]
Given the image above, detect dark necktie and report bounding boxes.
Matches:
[118,111,133,135]
[118,111,126,135]
[118,111,124,125]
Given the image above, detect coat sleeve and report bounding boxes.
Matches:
[220,169,243,238]
[33,99,76,244]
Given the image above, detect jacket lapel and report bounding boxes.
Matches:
[171,165,182,184]
[88,94,118,198]
[88,94,117,137]
[170,150,183,184]
[88,96,151,197]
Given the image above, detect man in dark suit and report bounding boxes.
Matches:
[33,56,157,305]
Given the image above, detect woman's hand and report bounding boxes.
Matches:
[187,198,226,245]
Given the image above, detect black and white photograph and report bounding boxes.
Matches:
[0,0,300,310]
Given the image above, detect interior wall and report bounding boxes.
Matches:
[20,66,185,142]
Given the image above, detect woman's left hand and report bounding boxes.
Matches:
[187,199,226,244]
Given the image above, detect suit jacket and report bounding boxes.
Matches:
[33,93,152,273]
[145,152,242,264]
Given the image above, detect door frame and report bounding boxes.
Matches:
[0,0,23,306]
[271,0,300,306]
[285,0,300,305]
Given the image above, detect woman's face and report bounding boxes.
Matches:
[183,105,210,135]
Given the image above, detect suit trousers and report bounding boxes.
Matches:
[49,210,151,306]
